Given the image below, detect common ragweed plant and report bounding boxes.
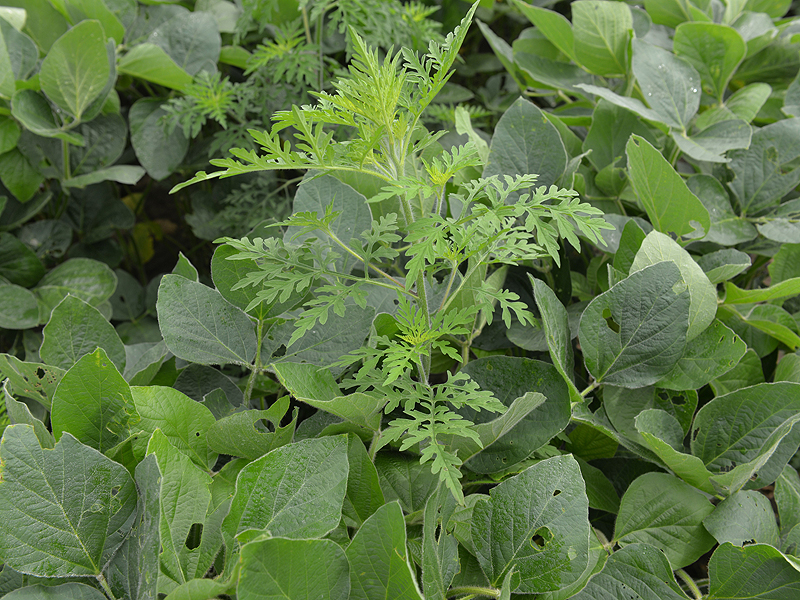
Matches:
[173,2,610,500]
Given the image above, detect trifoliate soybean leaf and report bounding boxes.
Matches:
[673,23,746,103]
[509,0,577,63]
[571,543,688,600]
[0,116,20,155]
[39,21,109,120]
[691,382,800,491]
[146,12,220,76]
[572,0,631,77]
[238,537,349,600]
[626,136,710,240]
[530,277,579,400]
[768,243,800,285]
[40,295,125,372]
[483,97,567,190]
[206,398,295,460]
[583,100,658,172]
[129,99,189,182]
[421,488,459,600]
[728,118,800,215]
[575,84,667,126]
[709,347,764,396]
[707,543,800,599]
[697,249,751,284]
[123,342,168,386]
[0,354,64,409]
[156,274,256,366]
[632,38,701,130]
[2,583,108,600]
[757,218,800,244]
[375,453,440,515]
[51,348,134,453]
[686,174,756,246]
[61,165,146,189]
[607,384,698,441]
[117,44,193,91]
[132,385,217,470]
[343,434,385,529]
[346,502,423,600]
[614,472,716,569]
[172,363,243,408]
[579,261,689,387]
[643,0,692,28]
[631,230,716,341]
[109,269,145,322]
[703,491,780,547]
[472,455,591,593]
[222,436,348,549]
[273,362,385,432]
[107,454,161,600]
[577,457,620,514]
[726,83,772,122]
[612,219,647,278]
[775,466,800,536]
[671,118,752,163]
[34,258,117,318]
[723,277,800,304]
[775,354,800,383]
[162,578,236,600]
[0,149,44,204]
[719,304,800,352]
[476,21,524,90]
[0,424,136,577]
[459,357,571,473]
[0,18,36,82]
[3,381,54,449]
[659,319,747,391]
[0,284,38,329]
[146,429,224,592]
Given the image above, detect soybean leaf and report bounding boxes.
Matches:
[673,23,746,103]
[626,135,711,240]
[509,0,577,62]
[422,488,459,600]
[222,436,348,549]
[578,261,690,388]
[707,543,800,599]
[583,100,658,172]
[346,502,423,600]
[606,385,697,440]
[132,385,217,470]
[0,424,136,577]
[0,149,45,203]
[39,20,109,120]
[723,278,800,305]
[483,97,567,190]
[613,472,716,569]
[156,274,256,367]
[571,544,688,600]
[206,397,295,460]
[61,166,146,189]
[51,348,135,453]
[472,455,591,593]
[631,230,716,341]
[703,491,780,547]
[709,348,764,396]
[1,584,108,599]
[238,538,350,600]
[34,258,117,319]
[686,174,756,246]
[775,466,800,536]
[123,341,168,386]
[117,44,193,91]
[343,434,385,528]
[671,118,752,163]
[129,99,189,182]
[0,354,64,409]
[40,295,126,372]
[0,284,39,330]
[375,453,440,515]
[146,12,220,77]
[3,381,54,449]
[0,231,44,287]
[643,0,693,28]
[572,0,631,77]
[696,249,751,284]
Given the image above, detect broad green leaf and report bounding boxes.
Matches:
[728,118,800,215]
[745,0,791,17]
[577,457,620,514]
[40,295,126,372]
[674,23,746,103]
[61,165,146,189]
[509,0,577,63]
[626,135,711,240]
[612,219,647,278]
[692,382,800,491]
[69,113,127,176]
[10,90,84,145]
[720,304,800,352]
[422,488,459,600]
[66,0,124,44]
[0,354,64,409]
[613,472,716,569]
[117,44,193,91]
[483,97,567,190]
[658,319,747,391]
[0,19,36,82]
[222,436,348,548]
[530,277,579,400]
[572,0,631,77]
[757,218,800,244]
[172,363,243,408]
[726,83,771,122]
[156,274,256,366]
[703,491,780,547]
[39,20,109,120]
[375,453,440,515]
[146,430,224,592]
[132,386,217,470]
[472,455,591,593]
[34,258,117,319]
[171,252,199,281]
[343,435,384,528]
[514,52,595,95]
[707,543,800,599]
[571,543,688,600]
[129,98,189,182]
[0,284,39,329]
[631,231,716,341]
[578,262,690,387]
[710,347,764,396]
[0,424,136,577]
[206,397,294,460]
[0,116,20,155]
[106,454,161,600]
[723,278,800,305]
[0,149,45,204]
[476,20,524,91]
[346,502,423,600]
[238,538,349,600]
[697,249,751,284]
[632,39,701,130]
[3,381,54,449]
[146,12,220,77]
[2,584,107,599]
[643,0,693,27]
[671,118,752,163]
[163,578,236,600]
[775,353,800,384]
[606,385,697,440]
[459,357,571,472]
[686,175,756,246]
[576,84,667,127]
[775,466,800,536]
[0,24,17,98]
[51,348,134,453]
[273,362,385,432]
[583,100,657,172]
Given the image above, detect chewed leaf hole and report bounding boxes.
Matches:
[111,486,120,497]
[36,368,45,379]
[185,523,204,550]
[553,489,562,497]
[602,308,619,333]
[530,526,553,550]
